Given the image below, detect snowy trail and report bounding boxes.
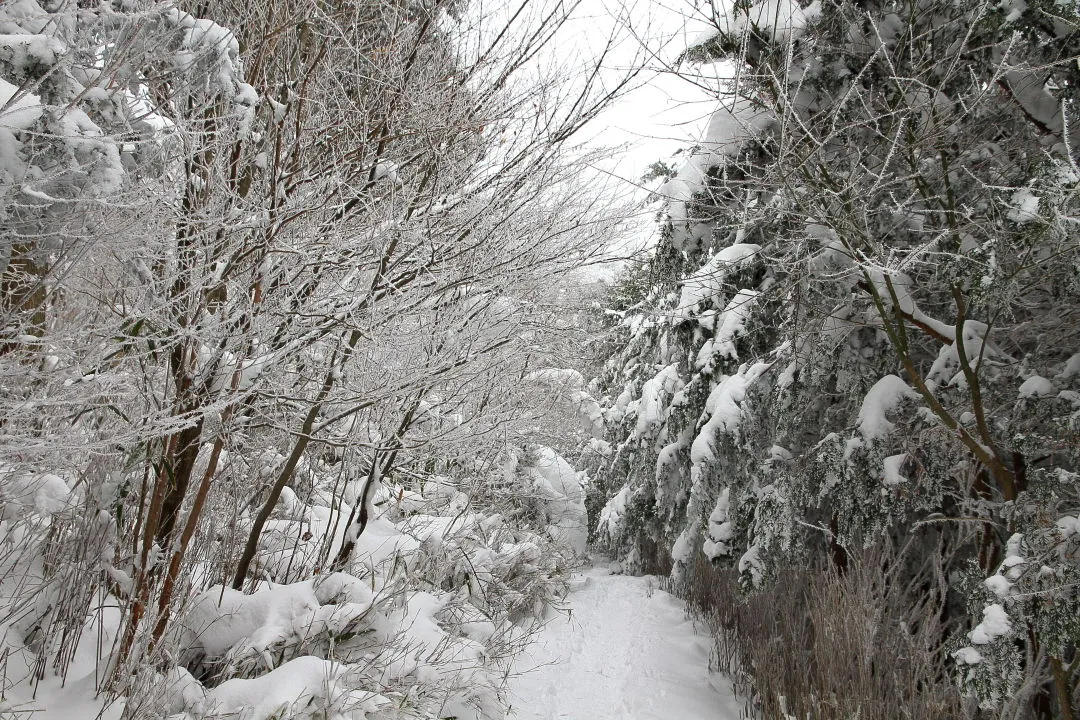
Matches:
[507,563,741,720]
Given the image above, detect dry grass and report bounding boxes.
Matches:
[677,543,975,720]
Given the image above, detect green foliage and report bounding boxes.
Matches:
[591,0,1080,714]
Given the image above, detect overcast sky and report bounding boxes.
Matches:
[459,0,731,274]
[568,0,727,178]
[552,0,732,267]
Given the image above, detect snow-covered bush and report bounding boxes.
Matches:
[125,439,587,719]
[499,445,588,559]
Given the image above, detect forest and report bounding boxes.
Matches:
[1,0,1078,719]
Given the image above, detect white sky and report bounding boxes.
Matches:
[565,0,725,178]
[550,0,733,267]
[458,0,732,274]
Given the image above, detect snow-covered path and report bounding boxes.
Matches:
[507,563,741,720]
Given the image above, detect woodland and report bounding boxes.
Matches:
[1,0,1078,719]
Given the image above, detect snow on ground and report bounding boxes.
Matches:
[508,562,740,720]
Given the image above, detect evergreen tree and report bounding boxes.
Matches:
[595,0,1080,715]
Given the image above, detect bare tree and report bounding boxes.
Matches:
[0,0,643,702]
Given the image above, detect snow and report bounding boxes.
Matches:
[0,76,41,187]
[32,473,70,514]
[1018,375,1055,398]
[169,10,241,87]
[154,475,567,719]
[235,82,259,106]
[664,96,774,249]
[1007,188,1041,224]
[181,577,373,660]
[525,368,603,435]
[702,488,734,559]
[708,289,759,360]
[1,671,125,720]
[866,270,956,344]
[925,318,1000,392]
[0,595,125,719]
[373,591,484,683]
[953,646,984,665]
[737,543,763,586]
[1003,533,1026,580]
[968,603,1012,645]
[882,454,909,486]
[507,563,740,720]
[597,484,632,541]
[807,224,855,280]
[632,364,682,445]
[52,107,125,195]
[984,539,1023,604]
[517,446,589,557]
[0,0,50,33]
[985,573,1012,598]
[0,470,71,519]
[373,161,400,184]
[587,438,612,457]
[606,381,635,424]
[196,344,275,393]
[0,76,42,129]
[205,656,386,720]
[1056,515,1080,538]
[1000,0,1029,23]
[689,1,820,53]
[858,375,919,440]
[689,360,770,465]
[677,243,761,315]
[0,33,65,77]
[1003,68,1079,151]
[0,8,126,198]
[1058,353,1080,380]
[571,390,605,436]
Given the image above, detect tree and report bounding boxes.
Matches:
[594,0,1080,716]
[0,0,640,707]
